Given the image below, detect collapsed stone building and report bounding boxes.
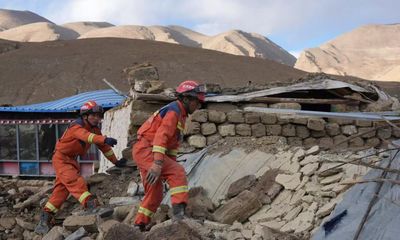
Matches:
[1,63,400,240]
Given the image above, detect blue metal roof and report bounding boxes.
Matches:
[0,89,126,113]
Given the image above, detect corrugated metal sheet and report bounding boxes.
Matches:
[206,79,375,102]
[0,89,126,113]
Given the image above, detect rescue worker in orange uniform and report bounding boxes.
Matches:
[133,80,205,231]
[35,101,127,234]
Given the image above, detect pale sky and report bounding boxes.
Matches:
[1,0,399,57]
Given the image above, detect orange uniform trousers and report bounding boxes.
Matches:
[133,138,189,225]
[44,151,91,213]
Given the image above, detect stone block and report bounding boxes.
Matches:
[185,121,201,135]
[275,173,302,190]
[282,124,296,137]
[227,111,245,123]
[277,114,290,124]
[244,112,261,124]
[355,120,372,127]
[301,163,319,176]
[188,135,207,148]
[366,138,380,147]
[126,181,139,197]
[291,117,308,125]
[260,113,277,124]
[349,137,364,148]
[191,110,208,122]
[43,226,63,240]
[393,128,400,138]
[207,103,238,112]
[131,111,152,126]
[236,124,251,136]
[251,123,266,137]
[288,137,302,146]
[0,217,16,229]
[213,190,262,224]
[318,137,334,150]
[311,130,326,138]
[296,126,310,139]
[227,175,257,199]
[358,127,376,138]
[266,124,282,136]
[303,138,317,148]
[63,215,98,233]
[325,123,340,136]
[207,134,222,145]
[65,227,87,240]
[307,118,326,131]
[341,125,357,136]
[201,123,217,136]
[109,197,140,206]
[377,127,392,139]
[269,103,301,110]
[333,135,348,148]
[328,118,353,125]
[208,110,226,123]
[218,124,236,137]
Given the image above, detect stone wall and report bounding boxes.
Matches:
[184,108,400,150]
[100,99,399,172]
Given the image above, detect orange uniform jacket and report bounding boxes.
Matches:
[138,100,186,159]
[44,118,117,214]
[56,118,117,164]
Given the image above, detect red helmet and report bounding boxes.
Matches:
[80,100,104,116]
[176,80,205,102]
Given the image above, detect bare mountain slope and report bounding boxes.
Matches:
[0,38,304,105]
[0,22,79,42]
[62,21,114,35]
[0,9,295,66]
[295,24,400,81]
[0,9,52,30]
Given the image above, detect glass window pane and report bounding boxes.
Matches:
[57,124,68,139]
[0,125,17,160]
[38,124,56,160]
[18,125,37,161]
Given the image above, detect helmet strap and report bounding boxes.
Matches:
[181,97,191,114]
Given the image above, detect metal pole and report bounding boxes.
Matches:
[102,78,128,97]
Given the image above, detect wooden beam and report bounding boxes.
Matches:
[133,93,176,102]
[248,97,358,105]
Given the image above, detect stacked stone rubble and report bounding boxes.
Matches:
[185,109,400,150]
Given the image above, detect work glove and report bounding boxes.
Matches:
[146,160,163,185]
[115,158,127,168]
[104,137,117,147]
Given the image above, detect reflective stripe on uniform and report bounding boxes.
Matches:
[87,133,96,143]
[138,206,154,217]
[79,191,91,203]
[170,185,189,195]
[45,202,58,213]
[152,145,167,154]
[167,149,178,156]
[177,121,184,131]
[104,149,114,157]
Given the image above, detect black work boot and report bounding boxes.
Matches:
[134,223,146,232]
[172,203,187,221]
[34,211,54,234]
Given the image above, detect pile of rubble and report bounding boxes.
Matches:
[1,142,384,240]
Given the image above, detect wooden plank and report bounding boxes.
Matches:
[248,97,358,105]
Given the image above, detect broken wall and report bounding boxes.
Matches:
[100,98,400,172]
